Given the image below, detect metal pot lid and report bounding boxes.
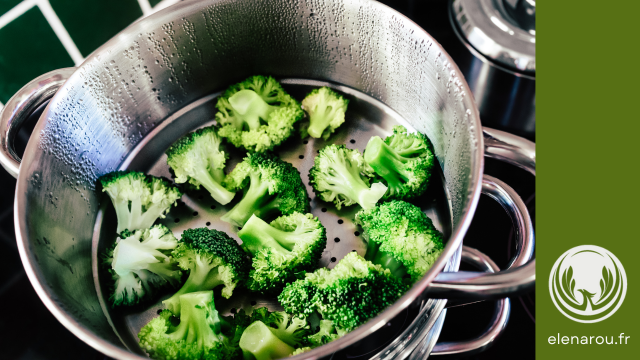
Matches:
[451,0,535,73]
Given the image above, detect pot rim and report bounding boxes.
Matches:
[13,0,484,358]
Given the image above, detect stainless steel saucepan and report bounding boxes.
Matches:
[0,0,535,359]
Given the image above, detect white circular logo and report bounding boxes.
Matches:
[549,245,627,323]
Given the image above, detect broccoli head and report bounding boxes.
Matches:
[215,75,304,152]
[301,87,349,139]
[238,212,327,294]
[238,309,309,360]
[163,228,250,314]
[355,200,444,283]
[306,320,347,347]
[278,252,408,332]
[364,126,435,200]
[309,145,387,210]
[106,225,182,307]
[166,126,236,205]
[221,152,309,227]
[99,171,182,233]
[138,291,233,360]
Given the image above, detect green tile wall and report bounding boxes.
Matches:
[0,0,176,104]
[0,0,22,16]
[50,0,144,57]
[0,7,74,103]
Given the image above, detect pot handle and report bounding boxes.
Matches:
[0,68,75,178]
[426,128,535,299]
[421,247,510,357]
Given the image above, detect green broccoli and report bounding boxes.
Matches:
[99,171,182,233]
[138,291,233,360]
[309,144,387,210]
[306,320,346,347]
[166,126,236,205]
[364,126,435,200]
[355,200,444,283]
[301,87,349,139]
[215,76,304,152]
[239,321,295,360]
[163,228,250,314]
[229,307,310,360]
[106,225,182,307]
[238,213,327,294]
[278,252,408,332]
[221,152,309,227]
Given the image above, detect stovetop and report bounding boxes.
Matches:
[0,1,534,359]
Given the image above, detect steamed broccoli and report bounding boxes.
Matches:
[163,228,250,314]
[166,126,236,205]
[221,152,309,227]
[309,145,387,210]
[99,171,182,233]
[306,320,346,347]
[138,291,233,360]
[364,126,435,200]
[215,76,304,152]
[238,213,327,294]
[238,310,309,360]
[239,321,295,360]
[278,252,408,332]
[355,200,444,283]
[301,87,349,139]
[106,225,182,307]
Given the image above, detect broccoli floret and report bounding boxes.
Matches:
[106,225,182,307]
[239,321,295,360]
[290,347,312,356]
[166,126,236,205]
[278,252,408,332]
[309,145,387,210]
[215,76,304,152]
[355,200,444,283]
[238,212,326,294]
[364,126,435,200]
[138,291,233,360]
[163,228,250,313]
[301,87,349,139]
[99,171,182,233]
[306,320,346,347]
[221,152,309,227]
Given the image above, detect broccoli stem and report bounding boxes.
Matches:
[191,168,236,205]
[307,105,335,138]
[113,200,132,233]
[228,90,278,131]
[238,215,296,256]
[162,258,225,314]
[328,158,387,210]
[364,136,411,192]
[166,292,220,351]
[240,321,294,360]
[221,173,273,227]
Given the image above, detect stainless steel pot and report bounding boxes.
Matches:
[0,0,535,359]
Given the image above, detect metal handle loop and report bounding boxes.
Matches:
[0,68,75,178]
[426,127,536,300]
[427,247,511,357]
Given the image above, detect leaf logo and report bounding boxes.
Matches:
[549,245,627,323]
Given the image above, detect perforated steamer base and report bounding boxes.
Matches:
[91,79,453,355]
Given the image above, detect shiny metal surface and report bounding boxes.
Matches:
[448,0,535,135]
[427,173,535,299]
[430,246,510,356]
[92,79,456,357]
[2,0,540,358]
[0,68,75,178]
[451,0,535,72]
